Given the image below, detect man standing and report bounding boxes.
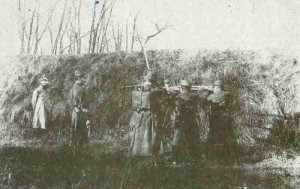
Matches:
[129,71,156,156]
[172,80,204,164]
[206,79,236,158]
[32,75,52,131]
[150,76,172,163]
[69,70,90,153]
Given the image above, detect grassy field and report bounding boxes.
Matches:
[0,140,289,189]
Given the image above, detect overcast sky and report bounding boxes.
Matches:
[1,0,300,57]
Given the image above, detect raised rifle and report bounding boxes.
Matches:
[119,85,144,90]
[164,85,213,92]
[191,85,213,92]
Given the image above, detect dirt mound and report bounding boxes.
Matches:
[0,50,297,145]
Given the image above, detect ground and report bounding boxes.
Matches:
[0,136,292,189]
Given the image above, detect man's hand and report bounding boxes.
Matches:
[82,109,89,113]
[75,107,80,113]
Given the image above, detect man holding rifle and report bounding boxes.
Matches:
[206,79,236,159]
[171,79,211,164]
[69,70,91,154]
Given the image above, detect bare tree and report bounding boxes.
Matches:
[33,4,56,54]
[77,0,82,54]
[68,0,83,54]
[59,8,71,54]
[125,19,128,52]
[91,0,107,53]
[111,21,123,51]
[99,0,115,53]
[88,1,98,53]
[18,0,26,54]
[130,14,138,53]
[27,0,38,53]
[89,0,115,53]
[137,23,170,69]
[52,0,68,55]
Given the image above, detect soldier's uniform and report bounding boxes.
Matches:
[172,80,204,163]
[206,80,236,158]
[129,72,171,157]
[32,76,51,130]
[129,79,154,156]
[150,82,172,157]
[69,71,90,151]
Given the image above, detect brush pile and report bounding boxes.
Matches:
[0,50,298,146]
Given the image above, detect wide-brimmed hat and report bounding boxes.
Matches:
[39,75,50,86]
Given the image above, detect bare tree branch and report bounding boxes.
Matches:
[59,8,71,54]
[131,14,138,52]
[77,0,82,54]
[60,28,97,54]
[125,19,128,52]
[100,0,115,52]
[27,0,38,53]
[88,2,97,53]
[144,23,170,45]
[53,0,68,54]
[136,35,150,70]
[136,22,170,70]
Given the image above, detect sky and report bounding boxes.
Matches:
[1,0,300,57]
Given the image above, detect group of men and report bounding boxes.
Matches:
[128,70,236,165]
[31,70,91,152]
[31,69,236,159]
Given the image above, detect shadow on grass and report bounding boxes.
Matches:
[0,144,289,189]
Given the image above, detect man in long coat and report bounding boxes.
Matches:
[129,71,155,156]
[206,80,236,158]
[32,75,52,130]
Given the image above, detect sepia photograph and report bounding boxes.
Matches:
[0,0,300,188]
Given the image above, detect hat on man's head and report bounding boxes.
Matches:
[39,75,50,86]
[74,70,82,77]
[180,79,191,87]
[164,79,170,84]
[213,79,223,86]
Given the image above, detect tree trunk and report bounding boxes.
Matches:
[131,15,137,53]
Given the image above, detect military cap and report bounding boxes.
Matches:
[213,79,223,86]
[180,80,191,87]
[39,75,50,86]
[164,79,170,84]
[74,70,82,77]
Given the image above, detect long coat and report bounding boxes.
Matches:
[32,86,51,129]
[129,87,170,156]
[206,91,236,156]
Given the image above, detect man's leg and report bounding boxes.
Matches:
[185,124,200,162]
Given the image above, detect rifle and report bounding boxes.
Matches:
[164,85,213,92]
[191,85,213,92]
[119,85,144,90]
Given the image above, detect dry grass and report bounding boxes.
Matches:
[0,50,298,147]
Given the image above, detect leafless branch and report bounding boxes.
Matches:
[144,22,170,45]
[53,0,68,54]
[131,14,138,52]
